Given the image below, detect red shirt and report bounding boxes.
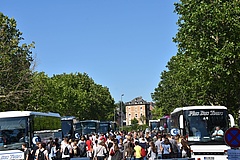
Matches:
[86,139,92,151]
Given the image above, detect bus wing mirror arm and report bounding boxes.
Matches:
[228,114,235,127]
[179,115,184,129]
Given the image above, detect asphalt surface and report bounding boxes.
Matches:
[70,158,90,160]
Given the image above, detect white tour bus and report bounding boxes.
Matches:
[0,111,62,160]
[239,109,240,127]
[149,119,160,131]
[170,106,235,160]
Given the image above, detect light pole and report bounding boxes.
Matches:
[114,109,115,122]
[120,94,124,131]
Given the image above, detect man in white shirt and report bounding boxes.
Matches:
[212,126,224,138]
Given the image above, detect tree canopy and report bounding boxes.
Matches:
[152,0,240,119]
[0,12,34,110]
[29,72,116,120]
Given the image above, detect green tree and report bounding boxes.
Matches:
[131,118,139,130]
[139,115,146,124]
[29,72,115,120]
[152,0,240,118]
[0,12,34,111]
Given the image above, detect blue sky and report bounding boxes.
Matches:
[1,0,179,103]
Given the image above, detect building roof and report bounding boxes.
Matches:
[125,96,150,106]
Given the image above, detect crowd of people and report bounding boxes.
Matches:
[22,130,191,160]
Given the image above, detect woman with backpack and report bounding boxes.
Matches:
[60,137,72,160]
[147,141,157,160]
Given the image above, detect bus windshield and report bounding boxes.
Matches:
[150,121,160,131]
[99,123,109,134]
[184,109,228,143]
[61,120,74,138]
[0,117,27,151]
[82,122,97,135]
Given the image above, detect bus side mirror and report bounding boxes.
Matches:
[228,114,235,127]
[179,115,184,129]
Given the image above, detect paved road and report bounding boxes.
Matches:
[70,158,90,160]
[70,158,195,160]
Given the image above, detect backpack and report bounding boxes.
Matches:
[109,148,115,156]
[112,150,123,159]
[38,149,46,160]
[107,142,113,150]
[26,149,34,160]
[141,147,147,157]
[170,140,178,154]
[126,142,134,156]
[64,146,69,155]
[79,142,87,157]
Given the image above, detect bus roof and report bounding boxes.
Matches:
[0,111,61,118]
[79,120,100,123]
[61,116,76,121]
[149,119,160,122]
[171,106,227,114]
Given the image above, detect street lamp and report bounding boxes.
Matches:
[120,94,124,131]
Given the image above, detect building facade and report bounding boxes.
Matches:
[125,96,153,126]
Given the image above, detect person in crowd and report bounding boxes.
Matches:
[168,134,178,158]
[155,135,163,159]
[60,137,72,160]
[212,126,224,138]
[54,138,60,150]
[175,135,182,158]
[30,141,41,160]
[72,141,80,158]
[99,133,107,143]
[134,141,142,160]
[92,139,99,160]
[161,138,171,159]
[94,140,108,160]
[78,136,87,157]
[49,142,58,160]
[175,134,181,143]
[118,138,124,153]
[86,135,93,159]
[145,131,152,143]
[68,139,74,158]
[181,136,191,158]
[133,132,139,143]
[147,141,157,160]
[139,135,147,160]
[47,138,54,154]
[35,142,49,160]
[116,132,122,143]
[22,143,30,160]
[123,136,135,160]
[106,135,114,157]
[111,139,123,160]
[108,140,115,160]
